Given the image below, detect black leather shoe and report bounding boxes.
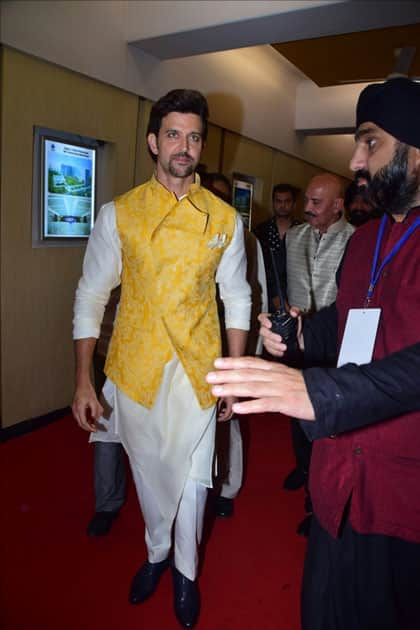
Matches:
[86,510,119,537]
[172,567,200,629]
[214,496,234,518]
[283,468,306,491]
[129,558,170,604]
[297,514,313,538]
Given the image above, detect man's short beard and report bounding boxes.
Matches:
[169,162,195,178]
[368,143,420,216]
[168,153,195,178]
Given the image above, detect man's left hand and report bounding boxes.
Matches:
[217,395,236,422]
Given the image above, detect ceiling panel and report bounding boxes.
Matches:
[272,23,420,86]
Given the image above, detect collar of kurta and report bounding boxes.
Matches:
[150,172,205,206]
[315,213,350,239]
[144,172,211,236]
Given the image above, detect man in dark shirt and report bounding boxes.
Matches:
[253,183,300,310]
[206,77,420,630]
[344,176,379,227]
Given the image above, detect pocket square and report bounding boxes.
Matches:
[207,233,227,249]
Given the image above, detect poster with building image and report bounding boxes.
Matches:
[43,139,96,238]
[232,175,254,229]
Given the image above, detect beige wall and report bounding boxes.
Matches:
[134,98,155,185]
[200,124,224,175]
[221,130,348,227]
[0,48,139,427]
[0,48,349,428]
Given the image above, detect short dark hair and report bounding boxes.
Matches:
[202,172,231,191]
[344,180,360,211]
[147,89,209,141]
[344,179,371,211]
[272,183,298,202]
[201,172,232,203]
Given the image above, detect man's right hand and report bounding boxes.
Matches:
[72,382,103,432]
[258,308,304,357]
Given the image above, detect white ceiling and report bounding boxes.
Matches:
[128,1,420,60]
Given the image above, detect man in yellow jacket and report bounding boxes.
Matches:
[72,89,251,629]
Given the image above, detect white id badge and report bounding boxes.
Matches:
[337,308,381,367]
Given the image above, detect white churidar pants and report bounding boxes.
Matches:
[102,355,216,581]
[220,418,243,499]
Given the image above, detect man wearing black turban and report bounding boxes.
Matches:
[206,77,420,630]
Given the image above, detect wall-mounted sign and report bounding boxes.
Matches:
[33,126,101,247]
[232,174,254,230]
[42,137,96,238]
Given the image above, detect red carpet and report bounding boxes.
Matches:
[1,413,306,629]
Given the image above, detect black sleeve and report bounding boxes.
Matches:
[300,342,420,440]
[302,303,338,367]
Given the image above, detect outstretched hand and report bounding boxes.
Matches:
[206,356,315,420]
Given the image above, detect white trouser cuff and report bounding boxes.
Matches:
[220,419,243,499]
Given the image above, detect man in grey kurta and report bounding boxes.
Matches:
[284,173,354,534]
[286,174,355,314]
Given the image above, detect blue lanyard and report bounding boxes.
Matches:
[366,213,420,304]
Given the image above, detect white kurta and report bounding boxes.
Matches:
[73,199,251,532]
[219,237,268,499]
[110,356,216,522]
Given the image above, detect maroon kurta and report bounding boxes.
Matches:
[309,208,420,543]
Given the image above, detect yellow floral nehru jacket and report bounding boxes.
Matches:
[105,175,236,410]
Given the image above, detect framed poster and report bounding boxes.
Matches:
[42,137,96,238]
[232,175,254,229]
[32,127,100,247]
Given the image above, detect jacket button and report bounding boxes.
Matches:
[354,446,363,455]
